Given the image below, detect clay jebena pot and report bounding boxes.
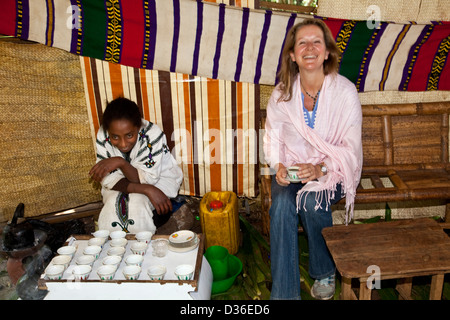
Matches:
[2,203,35,251]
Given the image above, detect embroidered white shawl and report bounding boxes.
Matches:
[263,73,363,223]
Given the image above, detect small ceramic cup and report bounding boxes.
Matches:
[107,246,126,258]
[45,264,65,280]
[75,255,96,267]
[151,239,169,257]
[286,166,300,181]
[72,265,91,280]
[136,231,153,244]
[125,254,144,267]
[56,245,76,259]
[110,230,127,240]
[51,255,72,270]
[102,255,122,267]
[131,242,147,256]
[92,229,110,240]
[110,238,128,248]
[97,265,117,281]
[147,265,166,280]
[88,237,106,248]
[83,245,102,260]
[174,264,194,280]
[122,265,141,280]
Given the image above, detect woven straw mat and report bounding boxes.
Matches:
[0,41,101,223]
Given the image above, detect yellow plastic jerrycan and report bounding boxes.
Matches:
[199,191,240,255]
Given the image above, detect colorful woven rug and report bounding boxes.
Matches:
[1,0,448,91]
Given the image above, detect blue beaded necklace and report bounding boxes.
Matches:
[301,91,319,129]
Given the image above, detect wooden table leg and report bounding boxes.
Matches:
[429,274,445,300]
[341,277,357,300]
[359,280,372,300]
[396,277,413,300]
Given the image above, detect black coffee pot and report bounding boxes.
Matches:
[2,203,35,251]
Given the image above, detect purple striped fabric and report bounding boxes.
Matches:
[399,24,433,91]
[254,10,272,84]
[17,0,29,39]
[212,3,226,79]
[45,0,54,47]
[377,23,406,91]
[275,12,297,84]
[170,0,180,72]
[191,0,203,76]
[234,7,249,82]
[357,22,388,91]
[69,0,80,54]
[146,0,157,70]
[3,1,447,90]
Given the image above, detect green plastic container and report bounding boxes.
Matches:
[211,255,242,294]
[205,250,242,294]
[205,245,243,294]
[204,245,229,281]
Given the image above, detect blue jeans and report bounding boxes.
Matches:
[269,178,343,300]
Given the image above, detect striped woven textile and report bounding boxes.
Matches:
[322,17,450,92]
[0,0,305,86]
[80,57,260,197]
[1,1,448,91]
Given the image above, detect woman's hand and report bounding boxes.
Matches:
[294,163,323,183]
[275,164,290,186]
[275,163,324,186]
[89,157,126,182]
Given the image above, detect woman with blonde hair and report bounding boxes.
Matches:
[263,18,363,300]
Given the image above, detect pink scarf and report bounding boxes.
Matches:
[264,73,363,223]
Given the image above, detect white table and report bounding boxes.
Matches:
[39,234,213,300]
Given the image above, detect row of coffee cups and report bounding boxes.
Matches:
[46,262,194,281]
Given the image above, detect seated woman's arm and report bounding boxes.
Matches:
[96,163,173,216]
[89,156,140,184]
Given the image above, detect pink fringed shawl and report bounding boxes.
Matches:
[264,73,363,223]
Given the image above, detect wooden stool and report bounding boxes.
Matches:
[322,218,450,300]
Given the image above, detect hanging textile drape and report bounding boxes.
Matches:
[1,0,448,91]
[323,18,450,92]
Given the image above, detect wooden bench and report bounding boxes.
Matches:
[260,101,450,235]
[322,217,450,300]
